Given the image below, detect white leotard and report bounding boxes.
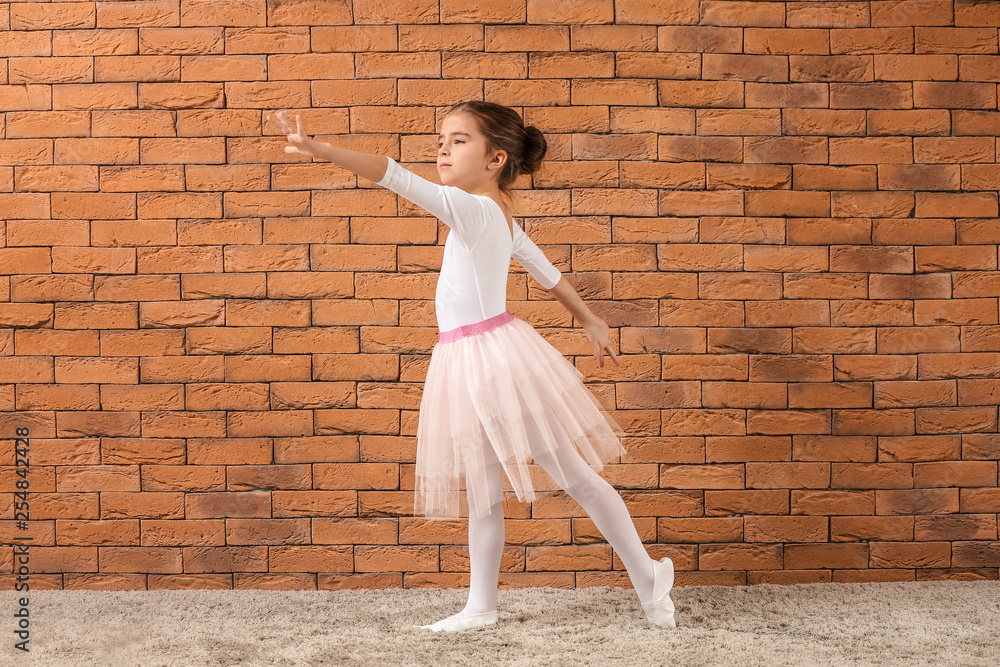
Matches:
[376,157,563,332]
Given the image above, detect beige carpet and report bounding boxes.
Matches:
[3,581,998,666]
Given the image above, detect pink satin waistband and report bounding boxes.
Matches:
[438,311,514,343]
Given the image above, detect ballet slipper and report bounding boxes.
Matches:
[641,556,676,628]
[419,610,498,632]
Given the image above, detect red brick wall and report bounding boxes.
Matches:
[2,0,1000,590]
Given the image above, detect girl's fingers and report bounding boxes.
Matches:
[607,345,621,366]
[296,114,304,136]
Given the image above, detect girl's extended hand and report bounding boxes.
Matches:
[266,110,324,159]
[584,317,621,368]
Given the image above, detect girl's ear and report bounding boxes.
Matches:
[488,150,507,171]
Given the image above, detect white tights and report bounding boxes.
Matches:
[458,439,655,617]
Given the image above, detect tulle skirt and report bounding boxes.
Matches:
[415,311,627,520]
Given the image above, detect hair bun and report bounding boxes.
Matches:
[520,125,547,175]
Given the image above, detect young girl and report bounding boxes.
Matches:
[267,102,676,632]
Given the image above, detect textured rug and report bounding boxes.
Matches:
[2,581,998,666]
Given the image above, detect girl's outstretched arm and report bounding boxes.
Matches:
[549,278,621,368]
[267,110,387,184]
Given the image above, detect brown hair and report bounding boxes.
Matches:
[445,101,547,200]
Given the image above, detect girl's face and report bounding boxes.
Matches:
[437,111,505,191]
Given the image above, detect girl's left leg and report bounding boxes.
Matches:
[532,444,655,604]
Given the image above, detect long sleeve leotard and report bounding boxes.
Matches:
[375,157,563,332]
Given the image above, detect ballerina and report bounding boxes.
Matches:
[267,102,676,632]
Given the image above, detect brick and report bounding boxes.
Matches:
[878,326,960,354]
[831,516,914,542]
[0,85,51,111]
[700,272,782,300]
[875,54,959,81]
[747,409,831,435]
[745,191,830,217]
[783,273,866,299]
[94,2,177,30]
[702,382,786,409]
[224,27,312,55]
[793,435,877,462]
[0,193,51,220]
[961,488,1000,513]
[746,82,828,108]
[745,301,831,327]
[870,275,951,301]
[137,356,223,385]
[15,274,93,302]
[871,541,951,568]
[101,385,184,412]
[658,136,742,162]
[914,461,998,488]
[963,434,1000,461]
[659,464,743,490]
[54,302,139,329]
[11,3,96,30]
[745,28,829,55]
[699,543,784,571]
[14,329,100,356]
[833,354,917,381]
[749,354,833,382]
[831,28,914,54]
[56,412,140,438]
[915,27,999,54]
[139,83,223,109]
[658,25,742,53]
[834,569,916,583]
[225,355,310,382]
[103,330,185,357]
[657,80,743,108]
[658,302,744,328]
[914,81,996,108]
[52,246,135,274]
[658,517,743,543]
[708,328,789,354]
[792,490,875,515]
[187,327,271,356]
[874,380,956,409]
[661,408,746,436]
[833,408,915,436]
[55,357,139,384]
[783,109,866,136]
[485,26,569,52]
[185,382,268,412]
[830,138,913,164]
[703,54,788,82]
[785,543,869,569]
[951,542,1000,568]
[944,271,1000,298]
[872,218,955,247]
[793,328,877,355]
[790,55,873,82]
[916,137,995,163]
[788,382,872,409]
[876,488,959,514]
[700,1,784,28]
[830,246,913,273]
[916,406,997,433]
[916,515,997,542]
[138,27,225,54]
[8,111,90,138]
[831,463,913,490]
[786,217,871,245]
[95,55,180,83]
[744,136,828,164]
[787,2,868,29]
[745,516,827,543]
[707,435,791,463]
[831,82,913,109]
[746,462,830,489]
[878,435,961,461]
[962,326,1000,352]
[705,489,789,516]
[0,352,53,381]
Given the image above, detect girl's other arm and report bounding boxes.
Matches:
[548,278,621,368]
[267,110,387,184]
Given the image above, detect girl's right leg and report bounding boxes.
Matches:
[462,454,504,614]
[420,438,505,632]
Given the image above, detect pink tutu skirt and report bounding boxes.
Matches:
[415,311,627,520]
